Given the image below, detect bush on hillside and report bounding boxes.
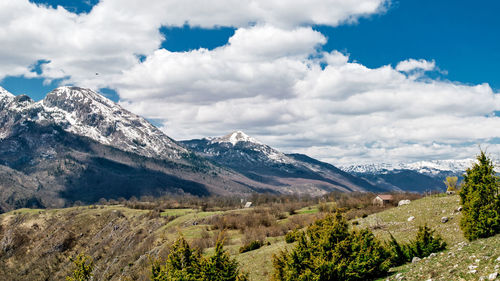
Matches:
[272,212,391,281]
[459,151,500,241]
[239,240,263,253]
[284,229,300,243]
[444,176,458,192]
[66,253,94,281]
[387,234,408,266]
[388,225,447,266]
[151,235,248,281]
[407,225,447,258]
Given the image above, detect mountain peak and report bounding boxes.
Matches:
[0,86,14,97]
[0,87,15,110]
[36,86,187,159]
[211,131,263,145]
[43,86,114,109]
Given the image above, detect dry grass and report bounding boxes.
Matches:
[5,193,488,281]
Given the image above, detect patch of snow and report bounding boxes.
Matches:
[0,86,15,99]
[211,131,263,146]
[339,159,487,174]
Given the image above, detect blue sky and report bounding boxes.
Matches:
[1,0,499,164]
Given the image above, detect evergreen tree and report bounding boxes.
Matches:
[151,236,248,281]
[272,212,391,281]
[406,225,446,258]
[387,225,446,266]
[201,240,247,281]
[459,151,500,241]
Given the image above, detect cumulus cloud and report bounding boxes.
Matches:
[118,31,500,164]
[116,25,325,102]
[0,0,385,86]
[396,59,436,72]
[1,0,499,164]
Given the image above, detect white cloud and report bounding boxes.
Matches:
[101,0,387,28]
[117,29,500,164]
[1,0,500,165]
[396,58,436,72]
[115,25,325,102]
[0,0,386,86]
[0,1,161,89]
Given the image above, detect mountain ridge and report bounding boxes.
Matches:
[181,132,385,194]
[1,85,473,211]
[339,159,477,175]
[0,87,384,212]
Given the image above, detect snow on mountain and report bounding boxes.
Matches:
[206,131,293,164]
[340,159,479,175]
[0,86,187,160]
[210,131,263,146]
[182,132,383,193]
[0,86,14,108]
[0,86,14,98]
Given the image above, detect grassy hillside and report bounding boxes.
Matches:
[0,195,498,281]
[231,195,499,280]
[354,195,499,281]
[0,201,320,280]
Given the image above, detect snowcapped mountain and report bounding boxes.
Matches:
[0,86,187,160]
[1,86,383,212]
[341,159,475,176]
[0,87,265,211]
[182,132,384,194]
[211,131,263,146]
[0,87,14,107]
[339,159,482,193]
[203,131,294,164]
[183,131,298,167]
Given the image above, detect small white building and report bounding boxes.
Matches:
[244,201,252,208]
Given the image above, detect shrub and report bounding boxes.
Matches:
[239,240,263,253]
[151,235,248,281]
[407,225,446,258]
[66,253,94,281]
[387,225,446,266]
[284,230,299,243]
[444,176,458,192]
[387,234,408,266]
[272,212,391,281]
[459,151,500,241]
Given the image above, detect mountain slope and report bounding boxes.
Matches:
[0,86,187,160]
[182,131,384,194]
[0,87,277,212]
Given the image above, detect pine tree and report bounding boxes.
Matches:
[151,235,248,281]
[459,151,500,241]
[272,212,391,281]
[387,225,446,266]
[406,225,446,258]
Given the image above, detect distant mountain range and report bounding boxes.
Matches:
[339,160,477,193]
[0,86,484,212]
[340,160,475,175]
[0,86,387,212]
